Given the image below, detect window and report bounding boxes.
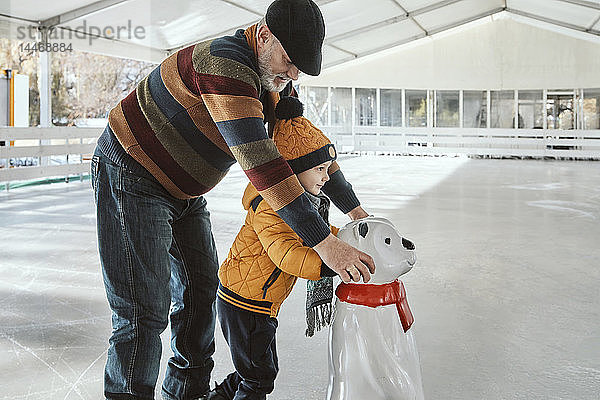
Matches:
[435,91,459,127]
[330,87,352,130]
[490,90,515,128]
[355,88,377,126]
[582,89,600,130]
[518,91,544,129]
[463,91,487,128]
[380,89,402,127]
[405,90,427,127]
[305,86,329,126]
[546,92,574,130]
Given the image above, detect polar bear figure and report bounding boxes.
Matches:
[327,216,424,400]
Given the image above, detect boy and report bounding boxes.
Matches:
[208,96,340,400]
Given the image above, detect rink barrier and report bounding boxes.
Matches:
[0,127,100,189]
[324,127,600,160]
[1,126,599,190]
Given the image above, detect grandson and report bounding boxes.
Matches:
[208,96,339,400]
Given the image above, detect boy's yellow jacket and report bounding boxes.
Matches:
[218,183,338,317]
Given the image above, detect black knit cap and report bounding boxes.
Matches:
[266,0,325,76]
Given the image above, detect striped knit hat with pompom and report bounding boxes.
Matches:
[273,96,337,174]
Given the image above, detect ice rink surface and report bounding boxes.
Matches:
[1,155,599,399]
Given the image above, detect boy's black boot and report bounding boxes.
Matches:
[205,381,230,400]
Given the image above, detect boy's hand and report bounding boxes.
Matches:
[313,234,375,283]
[347,205,368,221]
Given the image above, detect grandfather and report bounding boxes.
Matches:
[91,0,374,399]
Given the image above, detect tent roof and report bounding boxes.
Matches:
[1,0,599,67]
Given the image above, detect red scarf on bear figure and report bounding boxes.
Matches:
[335,280,414,333]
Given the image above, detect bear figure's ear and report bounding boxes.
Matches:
[358,222,369,238]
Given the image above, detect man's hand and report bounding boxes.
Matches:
[347,205,369,221]
[313,234,375,283]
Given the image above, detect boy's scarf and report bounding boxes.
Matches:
[305,192,334,337]
[244,24,279,138]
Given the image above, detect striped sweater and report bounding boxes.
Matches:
[100,29,359,247]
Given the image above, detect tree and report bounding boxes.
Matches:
[53,51,156,125]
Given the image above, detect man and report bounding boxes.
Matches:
[91,0,375,399]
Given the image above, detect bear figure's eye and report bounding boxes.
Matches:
[358,222,368,238]
[385,237,391,245]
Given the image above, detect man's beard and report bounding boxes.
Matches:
[258,41,291,92]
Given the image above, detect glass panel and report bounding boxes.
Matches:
[463,91,487,128]
[50,50,156,126]
[305,86,329,126]
[583,89,600,130]
[490,90,515,128]
[435,90,459,127]
[380,89,402,127]
[355,88,377,126]
[297,84,307,109]
[518,90,544,129]
[330,87,352,131]
[546,93,574,130]
[406,90,427,127]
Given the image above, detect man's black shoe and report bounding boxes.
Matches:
[205,389,228,400]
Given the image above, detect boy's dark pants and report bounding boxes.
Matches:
[217,298,279,400]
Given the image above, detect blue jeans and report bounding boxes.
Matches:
[91,148,219,400]
[216,298,279,400]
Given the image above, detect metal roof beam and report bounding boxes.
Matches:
[554,0,600,11]
[428,7,505,35]
[410,0,465,17]
[0,13,38,24]
[59,28,166,62]
[326,43,358,57]
[325,14,409,43]
[317,0,341,5]
[168,20,259,53]
[507,7,600,37]
[324,33,426,69]
[40,0,132,27]
[325,0,467,44]
[589,14,600,31]
[389,0,428,34]
[220,0,263,17]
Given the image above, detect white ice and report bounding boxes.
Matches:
[1,155,599,399]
